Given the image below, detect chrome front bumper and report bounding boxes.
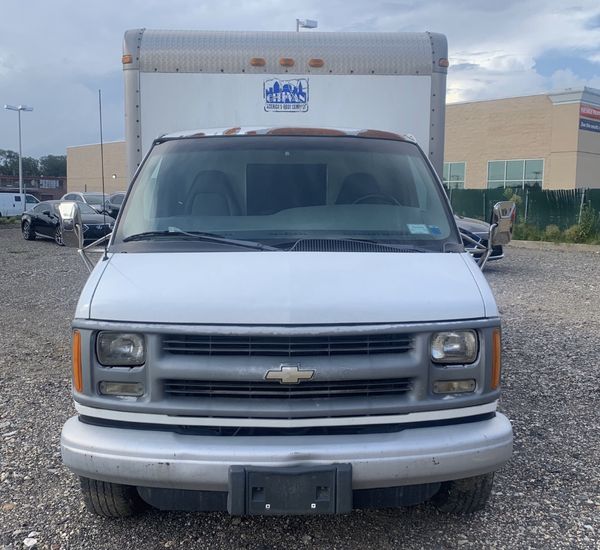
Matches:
[61,413,513,491]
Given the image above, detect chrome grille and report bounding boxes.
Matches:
[163,378,413,399]
[162,333,414,357]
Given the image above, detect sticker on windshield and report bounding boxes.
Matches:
[407,224,430,234]
[427,225,442,235]
[264,78,309,112]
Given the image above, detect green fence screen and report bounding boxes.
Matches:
[447,187,600,230]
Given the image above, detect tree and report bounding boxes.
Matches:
[39,155,66,177]
[0,149,40,177]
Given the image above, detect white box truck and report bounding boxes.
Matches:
[122,29,448,180]
[58,30,514,518]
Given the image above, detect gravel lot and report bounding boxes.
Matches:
[0,225,599,549]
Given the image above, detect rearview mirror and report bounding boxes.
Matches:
[490,201,516,246]
[57,201,84,249]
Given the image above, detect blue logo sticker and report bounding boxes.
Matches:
[264,78,309,112]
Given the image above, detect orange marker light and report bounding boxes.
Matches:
[308,58,324,68]
[491,329,501,390]
[250,57,266,67]
[279,58,295,67]
[72,330,83,393]
[438,58,449,68]
[122,54,133,64]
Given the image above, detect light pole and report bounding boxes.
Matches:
[296,19,318,32]
[4,104,34,211]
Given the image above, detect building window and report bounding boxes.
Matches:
[443,162,466,189]
[487,159,543,189]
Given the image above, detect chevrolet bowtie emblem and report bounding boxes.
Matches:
[265,364,315,384]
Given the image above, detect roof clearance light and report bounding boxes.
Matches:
[250,58,266,67]
[438,58,449,68]
[280,58,295,67]
[308,58,324,68]
[122,54,133,64]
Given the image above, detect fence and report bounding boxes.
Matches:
[447,187,600,230]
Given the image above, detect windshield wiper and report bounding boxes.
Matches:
[122,229,279,251]
[285,237,434,253]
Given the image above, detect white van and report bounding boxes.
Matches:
[0,192,39,217]
[58,126,514,517]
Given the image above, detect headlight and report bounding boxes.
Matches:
[96,332,145,366]
[431,331,478,364]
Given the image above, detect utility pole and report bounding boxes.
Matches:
[4,104,34,211]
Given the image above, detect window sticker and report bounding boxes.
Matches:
[427,225,442,235]
[407,224,429,234]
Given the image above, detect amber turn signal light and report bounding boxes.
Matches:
[72,330,83,393]
[491,329,501,390]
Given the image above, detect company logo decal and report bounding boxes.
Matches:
[264,78,309,112]
[265,363,315,384]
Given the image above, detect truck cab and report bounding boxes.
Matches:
[60,127,513,517]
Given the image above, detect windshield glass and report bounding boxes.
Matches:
[75,202,100,215]
[114,136,458,250]
[85,193,105,205]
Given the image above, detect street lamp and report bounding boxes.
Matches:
[4,104,34,211]
[296,19,318,32]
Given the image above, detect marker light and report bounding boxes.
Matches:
[308,58,324,68]
[250,57,266,67]
[99,382,145,397]
[491,329,502,390]
[279,58,295,67]
[433,380,476,394]
[72,330,83,393]
[438,58,449,68]
[122,54,133,64]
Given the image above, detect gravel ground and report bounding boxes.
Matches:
[0,225,598,549]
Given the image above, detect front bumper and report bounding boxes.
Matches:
[61,413,513,491]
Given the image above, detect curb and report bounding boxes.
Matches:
[509,240,600,253]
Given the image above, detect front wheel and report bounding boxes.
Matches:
[79,477,145,517]
[54,226,64,246]
[432,473,495,514]
[22,221,36,240]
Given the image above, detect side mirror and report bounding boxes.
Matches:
[57,201,84,249]
[490,201,516,246]
[41,210,51,216]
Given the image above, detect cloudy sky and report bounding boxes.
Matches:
[0,0,599,157]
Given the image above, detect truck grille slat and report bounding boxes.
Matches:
[162,334,414,357]
[163,378,413,399]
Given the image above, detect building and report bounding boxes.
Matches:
[444,86,600,190]
[66,86,600,192]
[66,141,127,195]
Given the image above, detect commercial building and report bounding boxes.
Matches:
[444,86,600,190]
[66,86,600,192]
[66,141,127,195]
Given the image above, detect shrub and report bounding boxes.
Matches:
[544,224,562,241]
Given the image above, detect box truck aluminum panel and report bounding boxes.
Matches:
[124,29,447,180]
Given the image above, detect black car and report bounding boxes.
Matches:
[455,215,504,261]
[21,200,115,246]
[103,192,126,218]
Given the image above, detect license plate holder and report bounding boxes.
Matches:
[228,464,352,516]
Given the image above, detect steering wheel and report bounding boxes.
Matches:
[352,193,401,206]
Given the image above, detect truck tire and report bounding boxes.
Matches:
[432,473,494,514]
[79,477,145,517]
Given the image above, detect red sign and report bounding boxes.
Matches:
[580,103,600,121]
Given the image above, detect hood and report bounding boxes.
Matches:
[82,213,115,224]
[83,251,495,324]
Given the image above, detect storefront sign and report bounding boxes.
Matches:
[579,118,600,133]
[580,103,600,121]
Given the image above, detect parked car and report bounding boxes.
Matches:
[103,192,126,218]
[61,192,107,213]
[0,192,39,217]
[455,215,504,262]
[22,200,114,245]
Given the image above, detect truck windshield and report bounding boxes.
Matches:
[114,136,459,251]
